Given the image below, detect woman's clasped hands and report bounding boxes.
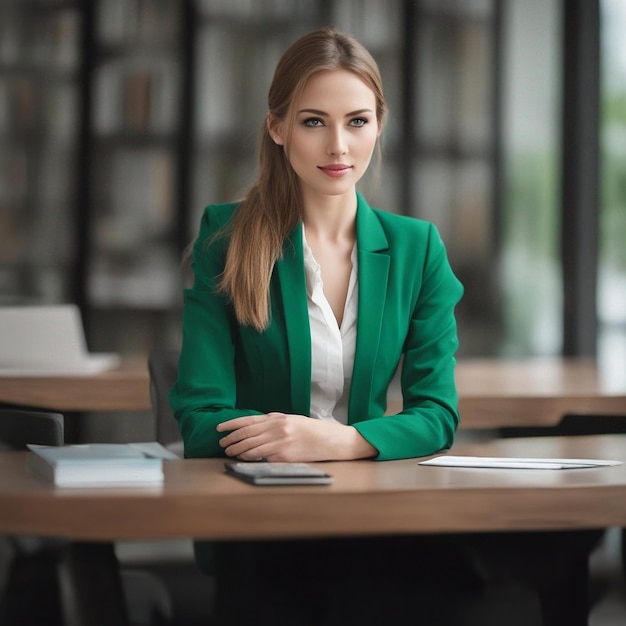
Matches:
[216,413,376,462]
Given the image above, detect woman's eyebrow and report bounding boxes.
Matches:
[296,108,374,117]
[297,108,328,116]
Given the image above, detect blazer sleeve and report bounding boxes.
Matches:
[352,223,463,461]
[168,205,263,458]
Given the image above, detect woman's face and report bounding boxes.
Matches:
[271,69,381,202]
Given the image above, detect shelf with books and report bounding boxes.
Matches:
[96,0,181,47]
[0,0,80,307]
[413,17,493,155]
[195,0,317,23]
[0,0,505,361]
[93,58,180,137]
[88,254,182,311]
[190,7,328,221]
[193,23,299,141]
[327,0,403,50]
[417,0,493,21]
[79,0,188,354]
[409,0,501,354]
[0,3,79,71]
[0,78,78,145]
[89,144,178,303]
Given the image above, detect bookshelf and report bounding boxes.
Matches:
[406,0,501,355]
[1,0,501,359]
[0,1,81,306]
[189,1,327,235]
[84,0,187,353]
[190,1,406,232]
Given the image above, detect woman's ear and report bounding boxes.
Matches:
[267,113,284,146]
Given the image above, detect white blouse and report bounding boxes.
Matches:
[302,228,358,425]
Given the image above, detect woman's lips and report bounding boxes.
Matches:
[318,164,352,178]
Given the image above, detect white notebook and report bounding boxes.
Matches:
[26,442,177,487]
[0,304,120,376]
[419,455,623,470]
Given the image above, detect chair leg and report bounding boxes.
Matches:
[0,542,64,626]
[58,542,130,626]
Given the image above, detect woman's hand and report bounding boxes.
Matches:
[216,413,377,462]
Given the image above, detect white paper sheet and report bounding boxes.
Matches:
[419,455,623,470]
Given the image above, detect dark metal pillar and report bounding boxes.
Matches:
[560,0,600,356]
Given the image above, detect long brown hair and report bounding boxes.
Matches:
[218,28,387,331]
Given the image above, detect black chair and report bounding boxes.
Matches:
[0,408,64,449]
[0,409,66,626]
[144,349,216,625]
[498,413,626,439]
[499,412,626,599]
[148,349,183,457]
[0,408,173,626]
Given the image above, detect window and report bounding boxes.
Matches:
[599,0,626,375]
[500,0,562,356]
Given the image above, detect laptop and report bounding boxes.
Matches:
[0,304,120,376]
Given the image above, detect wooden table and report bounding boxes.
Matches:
[1,434,624,626]
[1,357,625,429]
[0,357,151,412]
[1,435,625,540]
[455,358,626,429]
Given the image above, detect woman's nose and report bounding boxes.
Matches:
[327,128,347,156]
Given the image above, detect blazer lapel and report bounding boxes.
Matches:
[275,223,311,416]
[274,195,390,421]
[349,194,390,422]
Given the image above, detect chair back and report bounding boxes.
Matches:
[0,409,64,450]
[147,349,181,446]
[499,413,626,438]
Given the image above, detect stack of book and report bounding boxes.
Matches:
[27,441,179,487]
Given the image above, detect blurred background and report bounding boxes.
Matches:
[1,4,626,622]
[0,0,624,367]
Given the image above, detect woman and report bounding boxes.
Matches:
[171,29,462,465]
[170,28,542,626]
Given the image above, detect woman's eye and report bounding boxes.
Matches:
[303,118,324,127]
[349,118,368,127]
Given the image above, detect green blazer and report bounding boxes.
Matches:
[169,192,464,461]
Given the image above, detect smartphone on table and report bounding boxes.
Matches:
[224,461,332,486]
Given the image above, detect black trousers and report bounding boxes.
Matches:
[210,530,601,626]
